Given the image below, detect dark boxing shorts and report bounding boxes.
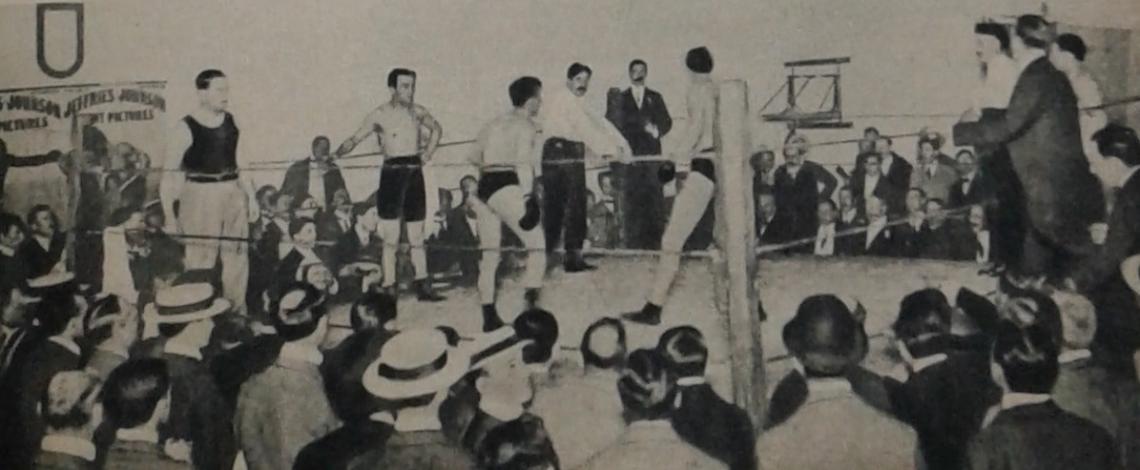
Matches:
[477,170,520,202]
[376,155,426,222]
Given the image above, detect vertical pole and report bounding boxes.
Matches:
[65,113,81,272]
[713,80,765,428]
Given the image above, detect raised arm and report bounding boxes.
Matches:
[416,105,443,162]
[160,120,191,231]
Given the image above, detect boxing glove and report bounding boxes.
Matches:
[519,196,541,231]
[658,162,677,184]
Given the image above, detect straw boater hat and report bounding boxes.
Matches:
[150,283,231,324]
[362,328,470,400]
[1123,255,1140,298]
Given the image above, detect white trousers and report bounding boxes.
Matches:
[648,171,715,306]
[474,185,546,304]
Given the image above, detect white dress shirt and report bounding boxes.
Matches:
[542,85,628,156]
[631,84,645,109]
[307,158,327,209]
[815,223,836,256]
[866,218,887,249]
[975,53,1019,110]
[863,173,880,200]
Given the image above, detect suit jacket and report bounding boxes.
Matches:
[292,419,394,470]
[834,220,863,256]
[10,339,81,470]
[16,234,66,280]
[948,172,996,209]
[1052,356,1120,441]
[672,382,757,470]
[317,210,354,246]
[850,174,903,217]
[910,162,960,203]
[966,401,1118,470]
[856,152,913,194]
[773,162,837,240]
[280,160,348,208]
[954,57,1105,248]
[894,218,929,259]
[921,221,976,261]
[885,345,1001,470]
[605,87,673,156]
[104,439,191,470]
[579,420,726,470]
[1074,173,1140,292]
[860,221,897,257]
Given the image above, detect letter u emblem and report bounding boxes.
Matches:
[37,3,85,79]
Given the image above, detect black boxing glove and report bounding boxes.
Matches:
[519,196,541,231]
[658,162,677,184]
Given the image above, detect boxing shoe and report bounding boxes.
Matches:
[621,303,662,326]
[414,279,446,302]
[519,197,541,231]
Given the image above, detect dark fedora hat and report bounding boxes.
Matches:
[783,295,865,376]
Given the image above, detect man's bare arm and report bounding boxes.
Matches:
[465,124,488,167]
[160,121,191,231]
[335,111,379,158]
[418,105,443,162]
[516,124,540,194]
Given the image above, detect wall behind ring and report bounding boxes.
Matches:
[0,0,1137,207]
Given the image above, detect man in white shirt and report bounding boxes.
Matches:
[814,200,839,256]
[541,62,629,273]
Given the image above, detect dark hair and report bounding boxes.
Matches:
[580,317,626,370]
[508,76,543,108]
[41,375,101,430]
[83,295,121,347]
[1015,15,1051,49]
[1092,123,1140,166]
[513,308,559,365]
[0,212,25,238]
[863,127,881,137]
[860,151,882,164]
[955,149,976,161]
[350,292,397,331]
[289,217,316,237]
[272,282,328,342]
[103,358,170,428]
[993,320,1059,393]
[618,349,675,420]
[195,70,226,90]
[1055,33,1087,62]
[685,47,714,73]
[157,322,189,339]
[476,415,557,470]
[818,199,838,211]
[311,135,330,147]
[975,22,1012,51]
[566,63,592,80]
[657,326,707,378]
[894,289,952,348]
[35,295,81,337]
[26,204,55,227]
[256,185,277,203]
[387,68,416,88]
[629,59,647,71]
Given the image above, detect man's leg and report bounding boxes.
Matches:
[541,146,567,257]
[178,183,223,275]
[474,198,505,331]
[563,148,593,271]
[491,186,547,304]
[378,218,401,291]
[623,172,715,325]
[406,163,443,301]
[218,182,249,314]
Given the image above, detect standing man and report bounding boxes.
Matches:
[281,136,349,210]
[335,68,446,301]
[467,77,547,332]
[161,69,254,313]
[542,62,630,272]
[953,15,1104,280]
[1051,33,1111,188]
[624,47,717,326]
[606,59,673,250]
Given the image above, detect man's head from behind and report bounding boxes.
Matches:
[975,22,1011,63]
[581,317,626,371]
[1013,15,1052,57]
[657,326,707,382]
[510,76,543,117]
[1050,33,1087,74]
[42,371,103,435]
[618,348,675,422]
[893,289,953,358]
[1093,123,1140,170]
[991,320,1059,394]
[102,358,170,430]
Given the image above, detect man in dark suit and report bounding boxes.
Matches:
[658,326,756,470]
[756,189,791,249]
[855,137,913,194]
[860,196,896,257]
[32,371,104,470]
[606,59,673,250]
[948,149,994,209]
[775,133,838,241]
[895,188,929,258]
[885,289,1001,470]
[1071,123,1140,372]
[317,188,354,245]
[751,148,777,195]
[280,136,349,210]
[0,213,25,298]
[953,15,1105,279]
[920,199,976,261]
[966,320,1118,470]
[332,204,386,299]
[850,152,903,218]
[16,205,66,282]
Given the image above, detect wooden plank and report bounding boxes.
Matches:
[785,57,851,67]
[712,79,765,428]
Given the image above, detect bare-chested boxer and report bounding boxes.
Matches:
[623,47,717,325]
[467,77,546,331]
[335,68,445,302]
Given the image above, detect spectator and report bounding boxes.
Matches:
[33,371,104,470]
[331,204,384,298]
[235,283,340,470]
[441,181,479,285]
[17,205,66,281]
[756,188,788,246]
[280,136,349,209]
[813,200,841,257]
[948,149,994,209]
[0,212,25,297]
[850,152,902,217]
[476,415,560,470]
[659,326,755,470]
[751,148,776,194]
[587,171,621,249]
[292,193,322,222]
[911,135,959,203]
[836,186,859,226]
[276,218,326,295]
[774,132,838,241]
[758,295,920,469]
[579,348,725,470]
[969,205,992,264]
[966,320,1118,470]
[102,358,189,470]
[896,188,929,258]
[885,289,1000,470]
[321,291,398,421]
[859,196,896,257]
[855,136,913,193]
[253,185,278,227]
[1047,291,1120,442]
[920,199,974,261]
[317,188,354,245]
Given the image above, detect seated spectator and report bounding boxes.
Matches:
[859,196,896,257]
[875,136,914,192]
[276,218,327,296]
[911,135,959,203]
[280,136,348,209]
[896,188,929,258]
[17,204,66,282]
[332,204,384,299]
[587,171,621,249]
[322,292,398,421]
[756,188,790,247]
[836,186,859,226]
[775,132,838,241]
[476,415,560,470]
[530,317,627,469]
[885,289,1000,470]
[317,188,354,246]
[966,320,1118,470]
[0,212,26,297]
[920,199,974,261]
[659,326,755,470]
[1046,291,1120,441]
[579,348,725,470]
[256,192,295,268]
[441,181,479,286]
[948,149,994,209]
[102,358,189,470]
[33,371,105,470]
[235,283,340,470]
[968,205,992,263]
[758,295,920,469]
[253,185,278,228]
[813,200,844,257]
[850,152,902,217]
[750,147,776,194]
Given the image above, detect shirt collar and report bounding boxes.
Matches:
[677,376,707,386]
[805,377,853,402]
[164,340,203,361]
[278,342,324,367]
[394,409,443,432]
[116,427,159,444]
[962,171,977,182]
[1000,392,1051,410]
[41,434,96,462]
[35,235,53,251]
[909,353,949,374]
[49,335,81,356]
[1058,349,1092,364]
[0,244,14,257]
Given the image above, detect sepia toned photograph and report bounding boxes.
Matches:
[1,0,1140,468]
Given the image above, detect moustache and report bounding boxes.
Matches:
[576,87,587,92]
